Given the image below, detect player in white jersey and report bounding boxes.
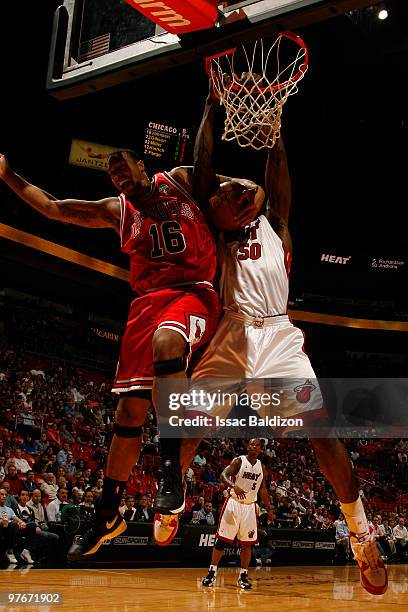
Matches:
[189,80,387,596]
[202,439,273,589]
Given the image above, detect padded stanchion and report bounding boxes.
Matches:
[124,0,219,35]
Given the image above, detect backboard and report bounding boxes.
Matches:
[47,0,380,99]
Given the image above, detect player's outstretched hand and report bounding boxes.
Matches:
[233,485,246,500]
[0,153,9,179]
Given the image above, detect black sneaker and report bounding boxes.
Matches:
[237,572,252,590]
[202,570,216,587]
[67,513,127,561]
[152,457,185,514]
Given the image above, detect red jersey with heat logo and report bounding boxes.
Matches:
[119,172,217,294]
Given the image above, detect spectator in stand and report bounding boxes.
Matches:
[71,487,83,505]
[290,508,301,528]
[59,423,75,444]
[185,466,195,497]
[65,452,77,478]
[94,479,104,496]
[314,507,325,528]
[4,455,16,473]
[79,490,95,523]
[64,400,77,419]
[118,497,127,517]
[335,513,351,561]
[393,517,408,561]
[301,507,317,529]
[41,473,58,503]
[193,452,207,468]
[123,496,137,522]
[135,495,154,522]
[83,468,92,487]
[27,489,48,530]
[197,501,215,526]
[0,456,5,483]
[321,508,332,528]
[46,487,69,523]
[22,435,36,455]
[57,442,71,467]
[13,448,31,474]
[0,487,26,565]
[57,476,69,492]
[383,519,396,557]
[15,490,59,564]
[201,465,217,485]
[2,481,18,512]
[191,496,205,513]
[5,465,22,496]
[43,453,58,474]
[291,494,306,514]
[303,488,316,507]
[34,432,50,455]
[33,452,48,474]
[277,498,293,525]
[22,470,40,494]
[75,477,86,499]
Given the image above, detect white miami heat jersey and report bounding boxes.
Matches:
[230,455,263,504]
[219,215,288,317]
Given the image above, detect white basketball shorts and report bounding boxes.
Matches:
[217,497,258,544]
[190,312,324,421]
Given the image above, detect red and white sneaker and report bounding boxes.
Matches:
[350,534,388,595]
[153,513,179,546]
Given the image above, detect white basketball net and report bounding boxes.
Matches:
[207,33,308,150]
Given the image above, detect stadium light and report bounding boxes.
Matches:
[377,8,388,20]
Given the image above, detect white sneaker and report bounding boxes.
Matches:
[350,535,388,595]
[5,551,17,564]
[20,549,34,564]
[255,558,262,566]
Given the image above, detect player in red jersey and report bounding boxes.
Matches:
[0,149,261,556]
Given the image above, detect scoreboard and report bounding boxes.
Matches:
[144,121,191,163]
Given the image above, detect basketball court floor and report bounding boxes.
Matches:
[0,566,406,611]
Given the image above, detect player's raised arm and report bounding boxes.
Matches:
[192,79,221,207]
[0,153,120,232]
[265,138,292,225]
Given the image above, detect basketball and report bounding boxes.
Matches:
[207,181,248,230]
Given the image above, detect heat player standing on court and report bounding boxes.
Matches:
[189,82,387,596]
[202,439,273,589]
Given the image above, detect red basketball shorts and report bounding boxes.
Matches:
[112,285,222,393]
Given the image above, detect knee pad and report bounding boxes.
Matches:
[113,424,143,438]
[154,356,187,376]
[214,538,226,551]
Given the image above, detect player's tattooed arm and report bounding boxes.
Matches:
[192,80,222,209]
[221,457,246,499]
[0,154,120,232]
[264,137,293,253]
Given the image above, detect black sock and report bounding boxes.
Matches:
[160,438,181,462]
[99,477,127,514]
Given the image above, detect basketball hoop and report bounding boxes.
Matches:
[205,32,309,150]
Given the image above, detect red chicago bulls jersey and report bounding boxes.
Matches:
[119,172,217,294]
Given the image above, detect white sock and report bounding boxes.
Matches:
[340,497,370,540]
[209,564,217,573]
[240,568,248,575]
